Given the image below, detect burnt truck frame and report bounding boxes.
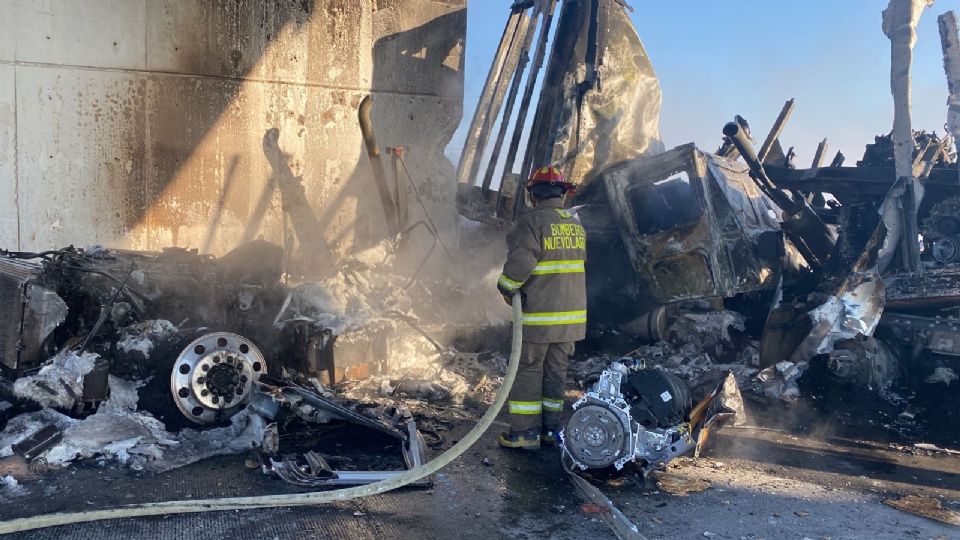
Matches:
[579,124,960,393]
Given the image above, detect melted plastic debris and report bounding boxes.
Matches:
[275,268,409,335]
[117,320,178,359]
[758,361,808,402]
[13,350,98,409]
[667,310,746,354]
[925,367,958,385]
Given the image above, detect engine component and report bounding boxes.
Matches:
[170,332,267,425]
[931,237,960,263]
[922,196,960,264]
[624,368,691,429]
[0,257,68,371]
[560,363,698,475]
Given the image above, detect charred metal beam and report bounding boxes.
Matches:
[456,7,532,191]
[497,0,559,217]
[830,151,846,168]
[883,0,932,272]
[480,1,547,193]
[812,138,829,168]
[758,98,796,163]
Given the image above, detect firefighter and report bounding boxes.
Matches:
[497,165,586,450]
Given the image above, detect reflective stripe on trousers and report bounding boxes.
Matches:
[541,397,564,412]
[508,401,542,415]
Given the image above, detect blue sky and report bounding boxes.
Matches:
[447,0,960,168]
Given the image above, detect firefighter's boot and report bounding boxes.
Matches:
[540,428,560,447]
[498,429,541,450]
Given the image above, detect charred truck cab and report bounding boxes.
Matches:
[578,144,789,337]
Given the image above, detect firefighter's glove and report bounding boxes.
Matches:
[497,283,524,306]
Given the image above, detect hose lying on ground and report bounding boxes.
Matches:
[0,296,524,535]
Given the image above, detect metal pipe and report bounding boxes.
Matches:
[358,96,399,238]
[723,121,795,210]
[723,121,835,268]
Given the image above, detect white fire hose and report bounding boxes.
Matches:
[0,295,524,535]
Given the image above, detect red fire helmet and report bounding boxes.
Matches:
[525,165,576,193]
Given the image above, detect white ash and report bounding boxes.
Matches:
[925,367,958,385]
[1,474,24,496]
[43,376,176,469]
[13,350,99,409]
[275,268,409,336]
[0,376,267,473]
[117,320,178,359]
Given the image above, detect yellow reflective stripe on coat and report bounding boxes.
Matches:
[521,310,587,326]
[554,208,573,219]
[497,274,524,292]
[508,401,542,414]
[542,397,564,412]
[530,259,585,275]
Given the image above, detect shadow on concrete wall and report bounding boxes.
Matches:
[138,1,317,249]
[270,8,466,276]
[118,1,464,279]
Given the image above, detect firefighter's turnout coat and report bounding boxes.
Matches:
[498,198,587,342]
[498,198,587,430]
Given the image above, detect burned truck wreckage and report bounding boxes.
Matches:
[4,2,960,537]
[567,115,960,415]
[450,0,960,461]
[0,241,442,485]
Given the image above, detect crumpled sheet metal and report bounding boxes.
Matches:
[251,380,430,489]
[790,271,886,365]
[705,157,782,237]
[758,361,808,402]
[528,0,664,188]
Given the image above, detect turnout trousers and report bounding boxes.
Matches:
[506,341,574,432]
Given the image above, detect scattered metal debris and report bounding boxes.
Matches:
[0,236,498,482]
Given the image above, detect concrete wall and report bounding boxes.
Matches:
[0,0,465,267]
